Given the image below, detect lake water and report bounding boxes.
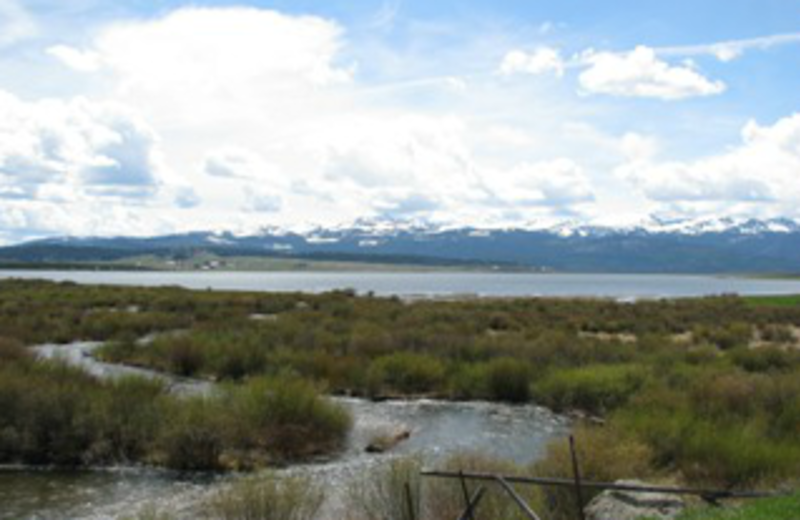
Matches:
[2,270,800,299]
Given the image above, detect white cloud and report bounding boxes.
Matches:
[204,147,276,180]
[0,89,163,201]
[490,159,594,205]
[245,189,283,213]
[47,45,101,72]
[87,7,350,92]
[10,5,797,241]
[657,32,800,62]
[499,47,564,76]
[578,46,725,100]
[617,114,800,208]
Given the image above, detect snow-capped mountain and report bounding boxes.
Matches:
[3,216,800,273]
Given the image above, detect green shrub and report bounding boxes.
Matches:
[449,363,488,400]
[534,364,646,415]
[693,323,752,350]
[225,375,351,462]
[731,346,797,373]
[157,397,228,471]
[485,358,531,403]
[367,353,446,396]
[163,337,206,377]
[89,376,165,462]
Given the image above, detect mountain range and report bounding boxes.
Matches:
[2,216,800,273]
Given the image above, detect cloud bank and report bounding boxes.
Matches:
[0,5,797,242]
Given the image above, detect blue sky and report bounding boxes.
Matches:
[1,0,799,242]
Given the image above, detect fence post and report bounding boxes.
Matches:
[495,476,543,520]
[459,470,476,520]
[405,481,417,520]
[457,487,487,520]
[569,436,587,520]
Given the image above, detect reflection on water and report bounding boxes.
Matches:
[0,468,217,520]
[4,270,800,299]
[1,342,569,519]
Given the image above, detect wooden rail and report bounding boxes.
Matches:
[421,469,781,500]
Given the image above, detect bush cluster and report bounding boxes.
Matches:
[0,347,350,470]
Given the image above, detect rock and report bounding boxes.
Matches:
[585,480,685,520]
[365,429,412,453]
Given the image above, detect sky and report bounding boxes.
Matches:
[1,0,799,243]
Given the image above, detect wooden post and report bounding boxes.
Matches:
[569,436,587,520]
[495,476,543,520]
[457,487,487,520]
[459,470,476,520]
[405,481,417,520]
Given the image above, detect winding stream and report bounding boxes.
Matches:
[1,343,570,519]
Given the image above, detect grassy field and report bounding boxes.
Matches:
[677,493,800,520]
[111,252,473,272]
[0,251,533,272]
[0,280,798,519]
[744,294,800,307]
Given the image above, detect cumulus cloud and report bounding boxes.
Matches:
[204,147,276,180]
[0,89,163,201]
[245,189,283,213]
[490,159,594,206]
[47,45,101,72]
[66,7,351,95]
[13,4,795,241]
[318,114,486,204]
[579,46,725,100]
[174,187,200,209]
[499,47,564,76]
[617,114,800,206]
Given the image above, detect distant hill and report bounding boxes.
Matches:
[2,216,800,273]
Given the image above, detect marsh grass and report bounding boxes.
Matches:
[204,474,323,520]
[346,457,423,520]
[2,280,800,488]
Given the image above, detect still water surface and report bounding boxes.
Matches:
[2,270,800,298]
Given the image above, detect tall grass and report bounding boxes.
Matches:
[204,474,323,520]
[346,457,423,520]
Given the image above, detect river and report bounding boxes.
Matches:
[2,270,800,299]
[1,343,570,519]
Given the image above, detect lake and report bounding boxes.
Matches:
[1,270,800,299]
